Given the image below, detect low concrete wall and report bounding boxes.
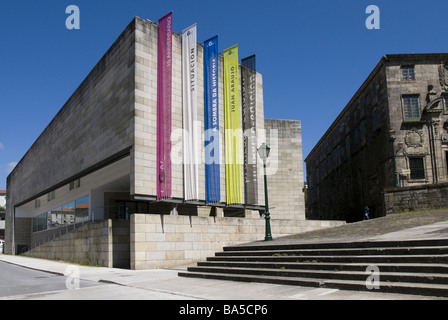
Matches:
[130,214,344,270]
[22,220,130,268]
[384,183,448,214]
[20,215,344,270]
[112,220,131,269]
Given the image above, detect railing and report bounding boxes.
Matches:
[20,204,131,255]
[20,218,101,254]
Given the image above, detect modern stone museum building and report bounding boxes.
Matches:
[5,16,342,269]
[305,53,448,221]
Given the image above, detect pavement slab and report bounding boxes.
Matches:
[1,215,448,301]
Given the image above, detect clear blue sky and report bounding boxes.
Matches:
[1,0,448,190]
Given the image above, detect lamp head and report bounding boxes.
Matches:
[258,143,270,160]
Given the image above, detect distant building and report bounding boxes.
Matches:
[0,190,5,239]
[305,53,448,221]
[0,190,5,208]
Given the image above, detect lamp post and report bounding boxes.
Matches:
[258,143,273,241]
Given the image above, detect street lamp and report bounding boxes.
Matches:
[258,143,273,241]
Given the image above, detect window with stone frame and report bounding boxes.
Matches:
[402,95,420,122]
[401,65,415,81]
[409,157,425,180]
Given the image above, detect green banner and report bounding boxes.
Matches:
[223,45,242,204]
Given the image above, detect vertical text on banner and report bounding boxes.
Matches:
[204,36,221,203]
[157,12,173,199]
[241,55,258,205]
[182,24,199,201]
[223,45,243,204]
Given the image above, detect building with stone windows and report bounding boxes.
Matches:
[0,190,5,239]
[305,53,448,222]
[0,190,5,209]
[5,16,341,269]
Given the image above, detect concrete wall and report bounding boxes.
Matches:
[132,18,159,198]
[130,213,344,270]
[112,220,131,269]
[5,18,137,254]
[265,119,306,220]
[13,218,32,254]
[22,220,130,268]
[21,214,343,270]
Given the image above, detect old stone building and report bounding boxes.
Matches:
[305,53,448,221]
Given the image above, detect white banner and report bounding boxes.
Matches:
[182,24,199,201]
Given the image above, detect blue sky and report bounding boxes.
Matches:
[1,0,448,190]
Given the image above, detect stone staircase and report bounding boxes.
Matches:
[178,238,448,298]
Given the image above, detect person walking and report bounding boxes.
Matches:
[363,206,370,221]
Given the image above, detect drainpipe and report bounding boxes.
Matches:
[12,207,15,255]
[390,131,399,188]
[427,118,438,184]
[431,120,438,183]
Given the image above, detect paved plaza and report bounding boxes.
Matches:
[1,219,448,301]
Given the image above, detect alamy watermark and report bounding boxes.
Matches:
[66,5,80,30]
[64,265,80,290]
[365,5,380,30]
[64,6,380,31]
[170,125,280,175]
[365,265,380,290]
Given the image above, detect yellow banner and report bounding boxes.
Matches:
[223,45,242,204]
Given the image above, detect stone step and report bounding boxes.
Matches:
[223,238,448,252]
[179,238,448,297]
[216,246,448,257]
[186,265,448,285]
[197,261,448,274]
[207,254,448,264]
[178,271,448,297]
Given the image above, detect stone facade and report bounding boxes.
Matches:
[130,214,343,270]
[306,53,448,221]
[265,119,306,220]
[384,183,448,214]
[5,18,136,254]
[6,16,333,268]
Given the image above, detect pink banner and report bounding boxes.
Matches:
[157,12,173,199]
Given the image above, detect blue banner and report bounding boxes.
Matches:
[204,36,220,203]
